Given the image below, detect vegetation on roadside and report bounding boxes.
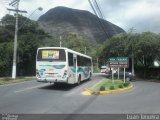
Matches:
[0,77,35,85]
[93,66,100,73]
[89,79,131,92]
[0,14,54,77]
[109,86,115,90]
[99,85,105,91]
[93,32,160,79]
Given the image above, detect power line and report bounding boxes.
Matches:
[91,0,118,38]
[93,0,104,19]
[93,0,117,34]
[88,0,99,18]
[88,0,110,39]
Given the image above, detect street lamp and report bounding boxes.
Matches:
[12,7,43,79]
[18,7,43,30]
[28,7,43,19]
[38,7,43,11]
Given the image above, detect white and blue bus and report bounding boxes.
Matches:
[36,47,92,84]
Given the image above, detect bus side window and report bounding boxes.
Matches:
[73,58,76,68]
[68,52,73,66]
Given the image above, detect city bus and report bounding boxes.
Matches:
[36,47,92,84]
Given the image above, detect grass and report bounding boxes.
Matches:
[89,79,131,92]
[0,76,35,85]
[93,66,100,73]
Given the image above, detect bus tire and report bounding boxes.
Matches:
[88,72,92,80]
[77,75,81,84]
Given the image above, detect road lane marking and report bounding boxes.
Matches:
[14,84,48,93]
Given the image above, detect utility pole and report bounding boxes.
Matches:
[59,36,62,47]
[85,47,86,54]
[129,27,136,76]
[8,0,27,79]
[97,58,99,69]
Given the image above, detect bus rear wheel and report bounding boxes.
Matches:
[88,72,92,80]
[77,75,81,84]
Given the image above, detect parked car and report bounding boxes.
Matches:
[105,66,111,74]
[100,66,106,73]
[101,66,111,73]
[107,71,136,81]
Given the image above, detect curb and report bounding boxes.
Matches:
[82,84,133,95]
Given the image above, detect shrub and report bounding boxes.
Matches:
[100,86,105,91]
[118,84,123,88]
[4,77,11,81]
[18,76,25,79]
[156,76,160,80]
[109,86,115,90]
[123,82,130,87]
[93,66,100,73]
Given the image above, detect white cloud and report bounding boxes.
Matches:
[19,0,91,20]
[0,0,160,33]
[100,0,160,32]
[124,0,160,19]
[0,0,9,20]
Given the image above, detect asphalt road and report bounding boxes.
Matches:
[0,73,160,114]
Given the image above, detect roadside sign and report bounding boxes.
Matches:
[109,57,129,68]
[109,57,128,83]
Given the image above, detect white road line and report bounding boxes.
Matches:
[14,84,48,93]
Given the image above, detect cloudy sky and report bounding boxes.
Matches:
[0,0,160,33]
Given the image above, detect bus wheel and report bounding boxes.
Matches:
[88,72,92,80]
[77,75,81,84]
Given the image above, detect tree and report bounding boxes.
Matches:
[94,32,160,78]
[0,42,13,76]
[0,14,50,76]
[96,33,129,66]
[64,32,92,54]
[133,32,160,78]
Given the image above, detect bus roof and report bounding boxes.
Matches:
[37,47,92,59]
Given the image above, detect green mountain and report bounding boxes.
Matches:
[38,6,125,44]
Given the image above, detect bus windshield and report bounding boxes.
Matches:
[37,49,66,61]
